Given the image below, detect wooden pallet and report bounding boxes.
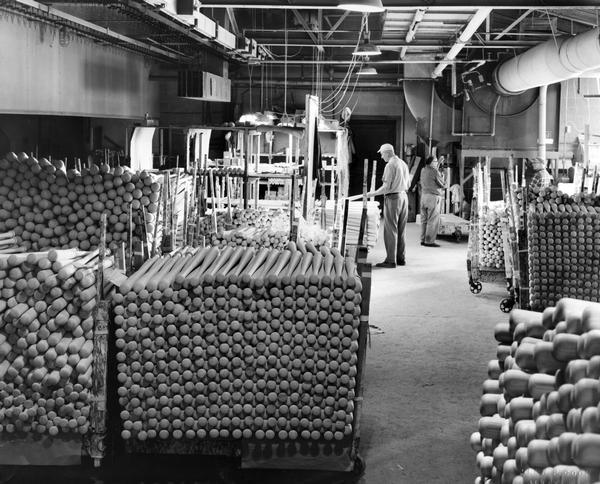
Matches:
[118,248,372,475]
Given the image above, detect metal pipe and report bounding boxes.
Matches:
[257,40,538,48]
[494,27,600,94]
[256,58,487,65]
[199,1,600,8]
[538,85,547,159]
[431,7,492,78]
[428,82,434,154]
[451,93,500,136]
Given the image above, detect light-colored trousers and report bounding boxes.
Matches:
[420,193,441,244]
[383,192,408,263]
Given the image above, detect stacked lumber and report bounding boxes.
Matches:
[0,249,106,435]
[114,243,362,443]
[0,231,23,254]
[0,152,160,253]
[193,208,288,241]
[471,299,600,483]
[208,228,290,251]
[322,201,380,250]
[479,204,506,270]
[528,187,600,309]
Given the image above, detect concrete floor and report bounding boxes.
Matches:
[0,222,507,484]
[357,222,506,484]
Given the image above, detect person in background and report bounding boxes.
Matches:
[527,157,554,196]
[419,155,445,247]
[367,143,409,268]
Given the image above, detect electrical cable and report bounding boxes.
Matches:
[260,63,264,112]
[319,15,365,105]
[320,61,360,110]
[284,11,288,116]
[320,67,359,112]
[248,64,254,112]
[269,47,305,59]
[319,39,363,104]
[319,58,360,107]
[320,63,362,116]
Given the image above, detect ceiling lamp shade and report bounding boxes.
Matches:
[357,66,378,75]
[337,0,385,13]
[353,41,381,56]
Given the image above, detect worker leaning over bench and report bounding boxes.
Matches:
[367,143,409,269]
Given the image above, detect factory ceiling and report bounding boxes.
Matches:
[3,0,600,87]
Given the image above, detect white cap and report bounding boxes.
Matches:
[377,143,394,154]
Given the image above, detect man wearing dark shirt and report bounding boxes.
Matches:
[419,156,445,247]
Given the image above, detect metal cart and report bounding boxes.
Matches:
[467,161,513,310]
[438,213,470,242]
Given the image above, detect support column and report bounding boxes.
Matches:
[538,85,548,159]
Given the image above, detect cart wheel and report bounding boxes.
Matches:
[470,281,482,294]
[500,298,515,313]
[352,454,366,476]
[454,230,463,242]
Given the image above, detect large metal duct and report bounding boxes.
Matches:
[494,27,600,95]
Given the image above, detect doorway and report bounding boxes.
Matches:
[348,118,399,196]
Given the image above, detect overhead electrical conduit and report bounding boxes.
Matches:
[493,27,600,95]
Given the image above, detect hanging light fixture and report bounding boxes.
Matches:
[337,0,385,13]
[357,59,378,76]
[353,41,381,56]
[353,13,381,56]
[357,67,378,75]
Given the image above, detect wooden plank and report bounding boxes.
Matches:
[124,438,238,456]
[357,159,368,247]
[87,213,108,467]
[340,198,350,255]
[242,441,352,471]
[351,246,371,468]
[518,187,530,309]
[460,149,569,159]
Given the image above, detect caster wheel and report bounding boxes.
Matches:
[470,281,482,294]
[352,454,366,476]
[500,298,514,313]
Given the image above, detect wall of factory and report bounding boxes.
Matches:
[158,71,233,162]
[456,79,600,160]
[0,115,89,160]
[559,77,600,160]
[231,85,404,120]
[0,115,138,162]
[0,12,160,119]
[459,85,560,152]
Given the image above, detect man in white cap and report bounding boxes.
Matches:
[367,143,409,268]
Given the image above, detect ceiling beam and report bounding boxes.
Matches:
[323,11,349,41]
[4,0,185,61]
[257,58,485,64]
[232,80,402,89]
[544,9,600,27]
[432,7,492,78]
[255,40,539,48]
[290,8,325,53]
[401,7,427,59]
[225,8,240,36]
[120,0,241,62]
[494,8,534,40]
[199,1,600,9]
